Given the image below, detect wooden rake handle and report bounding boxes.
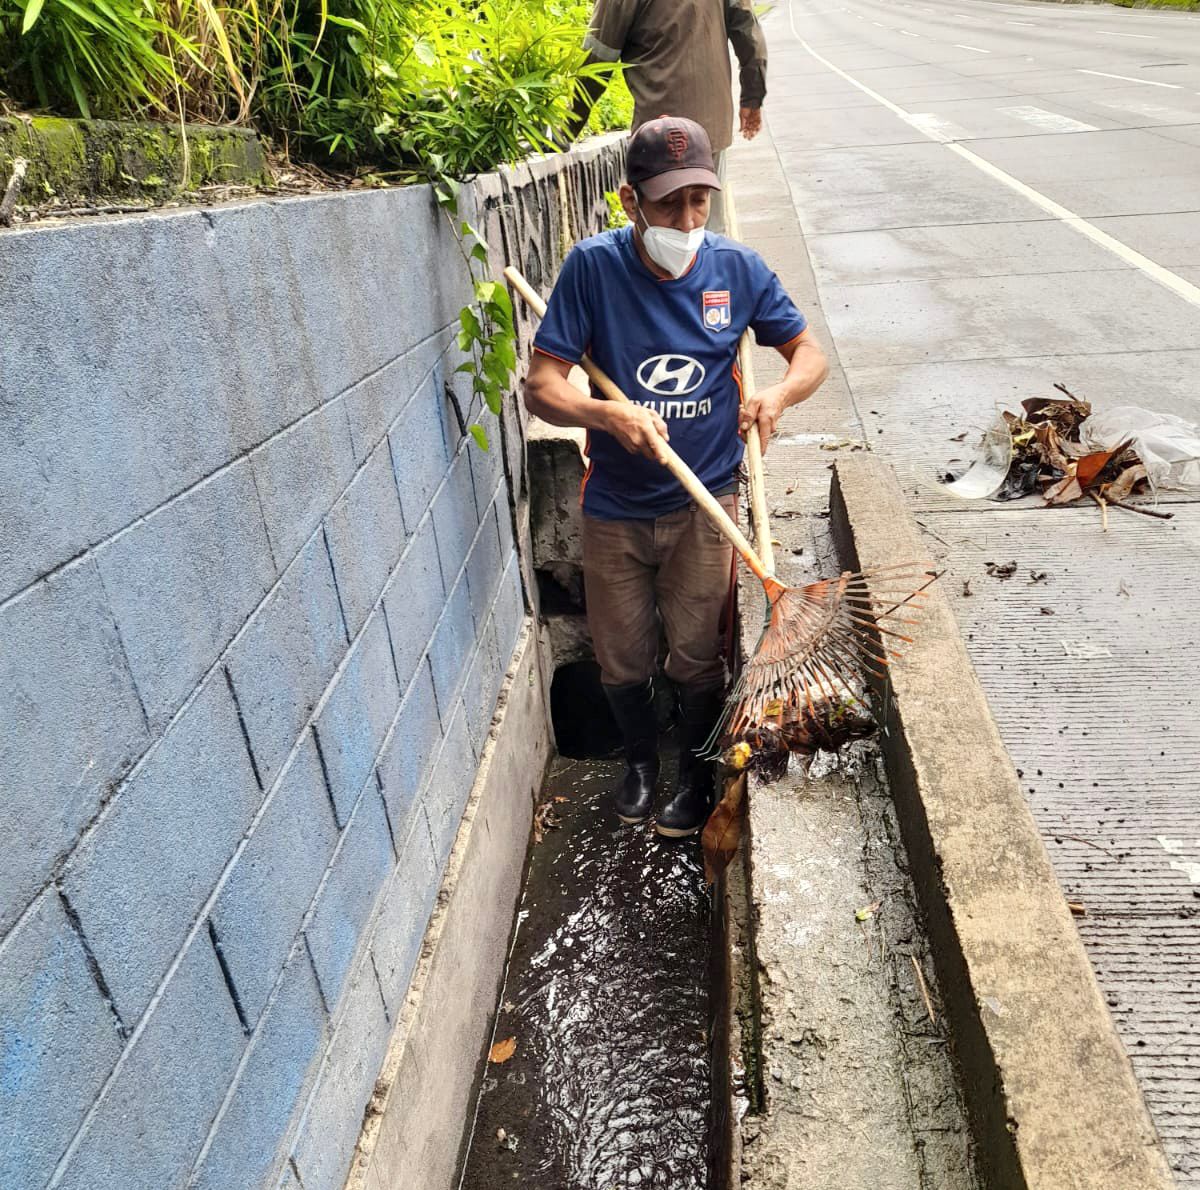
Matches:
[738,335,775,577]
[503,265,778,593]
[725,180,776,578]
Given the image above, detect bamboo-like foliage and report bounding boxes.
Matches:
[0,0,624,174]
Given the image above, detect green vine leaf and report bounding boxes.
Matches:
[469,423,490,451]
[460,221,487,249]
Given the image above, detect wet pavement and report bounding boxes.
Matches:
[729,1,1200,1176]
[460,757,714,1190]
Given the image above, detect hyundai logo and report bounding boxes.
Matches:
[636,354,706,397]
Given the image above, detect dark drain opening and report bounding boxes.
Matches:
[550,658,620,758]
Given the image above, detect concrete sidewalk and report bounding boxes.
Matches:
[726,4,1200,1179]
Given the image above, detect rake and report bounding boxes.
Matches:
[504,265,936,746]
[719,322,938,747]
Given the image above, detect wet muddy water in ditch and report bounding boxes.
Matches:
[460,756,714,1190]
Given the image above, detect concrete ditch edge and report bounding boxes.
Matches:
[829,454,1174,1190]
[344,620,550,1190]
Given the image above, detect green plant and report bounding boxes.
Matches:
[605,189,629,229]
[265,0,615,174]
[587,70,633,136]
[434,177,516,451]
[2,0,200,118]
[2,0,616,176]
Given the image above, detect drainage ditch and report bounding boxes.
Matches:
[458,690,980,1188]
[458,445,982,1188]
[459,742,716,1189]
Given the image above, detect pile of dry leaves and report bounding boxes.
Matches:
[942,384,1200,526]
[991,387,1161,513]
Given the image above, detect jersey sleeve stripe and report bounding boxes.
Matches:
[532,345,580,366]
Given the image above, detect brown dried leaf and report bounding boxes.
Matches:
[489,1037,517,1064]
[1032,422,1071,473]
[1101,463,1148,503]
[532,800,562,844]
[1075,443,1129,490]
[1043,474,1083,505]
[702,772,747,885]
[1021,395,1092,431]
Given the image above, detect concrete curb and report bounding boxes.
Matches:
[344,620,550,1190]
[830,454,1174,1190]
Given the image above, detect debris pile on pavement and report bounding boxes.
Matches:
[944,386,1200,521]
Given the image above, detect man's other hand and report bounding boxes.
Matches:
[738,385,786,451]
[606,403,671,461]
[739,106,763,139]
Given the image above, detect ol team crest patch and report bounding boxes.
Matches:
[702,290,731,333]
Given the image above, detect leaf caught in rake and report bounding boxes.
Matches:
[718,562,940,750]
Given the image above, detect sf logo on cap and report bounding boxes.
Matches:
[666,128,688,160]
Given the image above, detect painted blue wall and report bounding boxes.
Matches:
[0,183,524,1190]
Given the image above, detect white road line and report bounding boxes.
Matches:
[907,113,974,140]
[1096,98,1200,122]
[1078,68,1182,90]
[954,43,990,53]
[785,0,1200,310]
[1096,30,1156,39]
[998,105,1100,133]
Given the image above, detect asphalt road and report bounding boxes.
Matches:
[731,0,1200,1180]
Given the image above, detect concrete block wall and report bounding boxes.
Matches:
[0,184,521,1190]
[0,134,626,1190]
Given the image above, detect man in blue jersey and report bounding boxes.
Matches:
[525,116,828,837]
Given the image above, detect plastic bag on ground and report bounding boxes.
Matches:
[1079,405,1200,493]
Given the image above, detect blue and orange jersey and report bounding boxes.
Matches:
[533,225,807,520]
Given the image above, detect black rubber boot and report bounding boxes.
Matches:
[657,684,724,838]
[604,680,660,824]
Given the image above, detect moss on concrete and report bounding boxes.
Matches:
[0,117,268,206]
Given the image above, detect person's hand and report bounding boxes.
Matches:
[739,106,763,140]
[738,384,788,453]
[606,403,670,461]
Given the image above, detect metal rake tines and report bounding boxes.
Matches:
[718,563,938,743]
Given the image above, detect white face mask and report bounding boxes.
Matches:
[637,206,706,278]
